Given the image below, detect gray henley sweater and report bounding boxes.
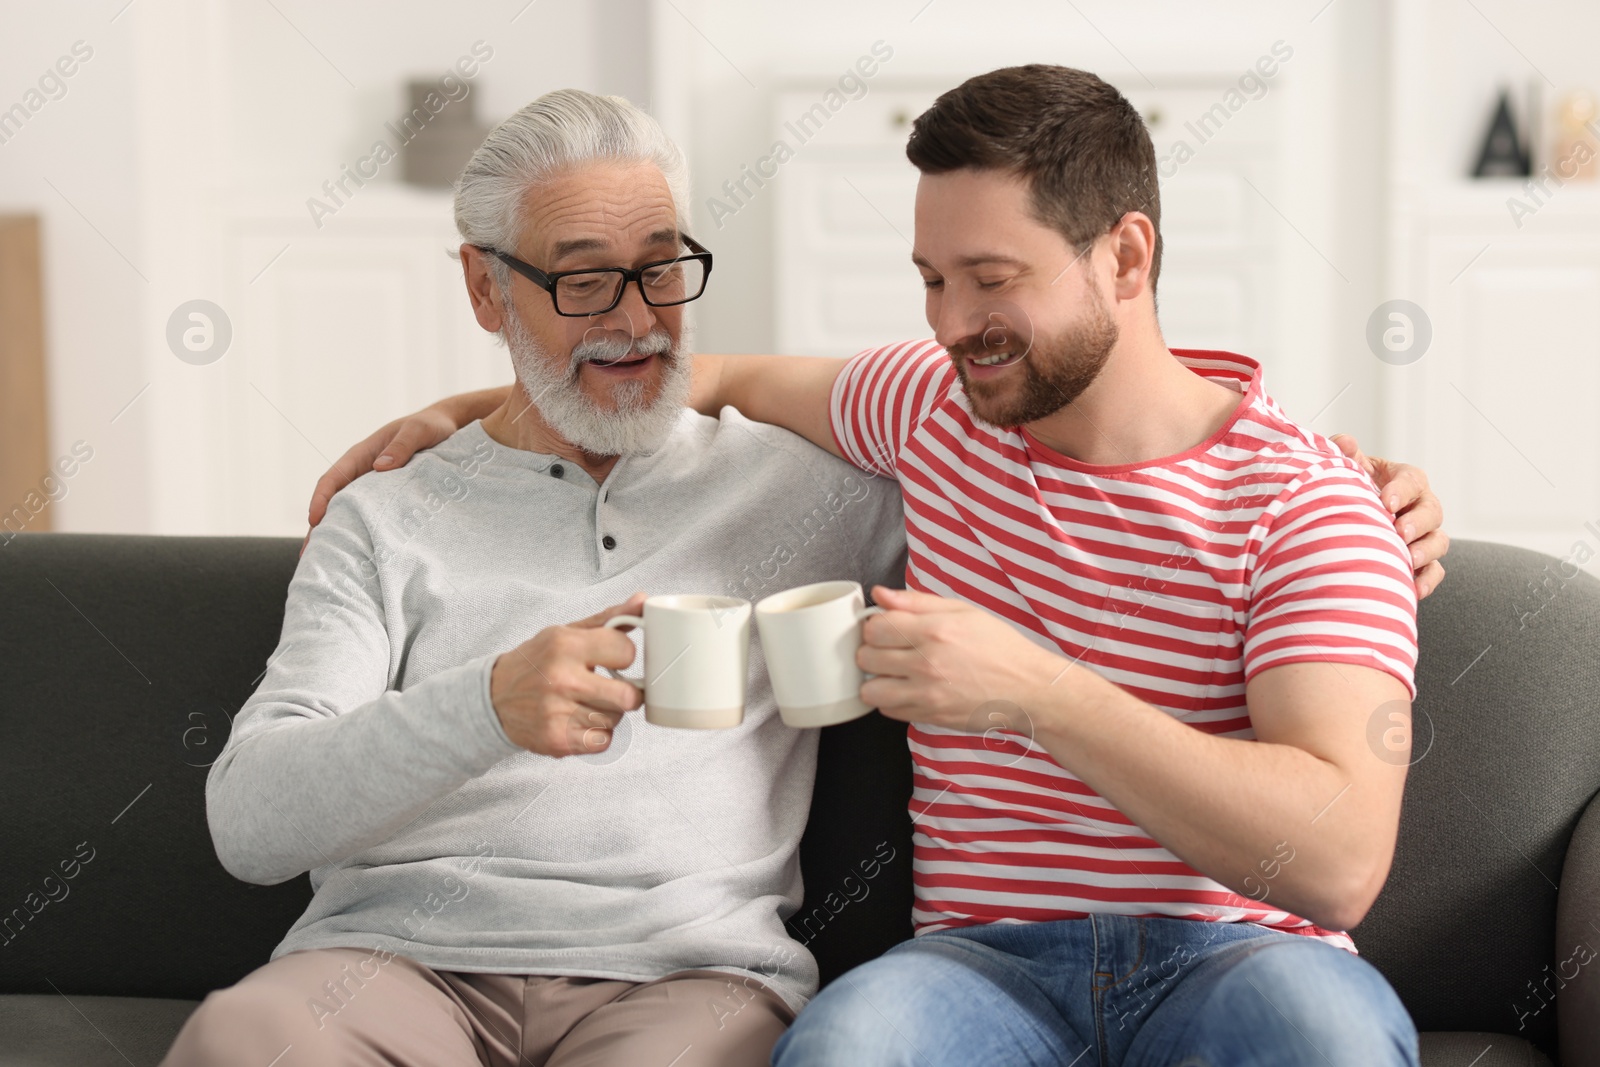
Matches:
[206,410,907,1010]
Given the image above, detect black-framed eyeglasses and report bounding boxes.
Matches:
[478,235,713,316]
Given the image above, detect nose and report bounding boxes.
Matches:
[595,278,658,340]
[930,288,977,353]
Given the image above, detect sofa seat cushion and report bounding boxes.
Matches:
[0,993,198,1065]
[1420,1031,1553,1066]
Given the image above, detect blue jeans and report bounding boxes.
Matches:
[771,915,1418,1067]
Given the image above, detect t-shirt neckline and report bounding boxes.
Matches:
[1015,349,1263,477]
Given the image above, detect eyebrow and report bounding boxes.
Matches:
[550,228,681,265]
[911,250,1030,271]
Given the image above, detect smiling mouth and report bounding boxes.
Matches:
[968,350,1024,369]
[585,351,656,370]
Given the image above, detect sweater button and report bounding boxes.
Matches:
[602,535,617,550]
[550,463,565,478]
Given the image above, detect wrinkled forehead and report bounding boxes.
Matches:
[518,160,680,265]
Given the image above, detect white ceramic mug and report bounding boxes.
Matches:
[754,580,884,728]
[604,595,752,729]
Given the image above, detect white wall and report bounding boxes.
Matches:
[5,0,1596,542]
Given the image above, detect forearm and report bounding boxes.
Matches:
[441,384,511,424]
[691,353,776,418]
[687,353,845,455]
[1028,672,1388,929]
[688,353,726,416]
[207,655,519,884]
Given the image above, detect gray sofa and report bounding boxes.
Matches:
[1,533,1597,1066]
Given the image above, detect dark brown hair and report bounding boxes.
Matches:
[906,64,1162,296]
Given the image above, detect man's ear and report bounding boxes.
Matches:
[460,243,506,334]
[1108,211,1156,302]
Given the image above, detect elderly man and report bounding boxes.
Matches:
[159,89,906,1067]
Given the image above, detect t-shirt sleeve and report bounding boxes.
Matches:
[1244,462,1420,697]
[828,339,958,479]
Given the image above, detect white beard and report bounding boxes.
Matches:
[503,312,694,457]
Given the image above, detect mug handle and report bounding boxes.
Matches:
[602,615,646,688]
[856,605,884,682]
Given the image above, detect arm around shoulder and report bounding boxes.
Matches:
[692,353,846,458]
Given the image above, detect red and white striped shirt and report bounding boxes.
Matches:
[828,340,1419,951]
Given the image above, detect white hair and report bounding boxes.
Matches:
[452,88,691,301]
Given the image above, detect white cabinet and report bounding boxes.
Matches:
[203,189,510,536]
[772,87,937,357]
[1390,185,1600,569]
[1384,0,1600,573]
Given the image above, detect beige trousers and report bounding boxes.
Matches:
[158,947,795,1067]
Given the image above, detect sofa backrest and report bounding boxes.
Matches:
[0,534,313,1000]
[1351,538,1600,1060]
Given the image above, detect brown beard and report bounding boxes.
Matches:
[952,287,1119,428]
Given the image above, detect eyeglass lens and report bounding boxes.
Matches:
[554,257,707,313]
